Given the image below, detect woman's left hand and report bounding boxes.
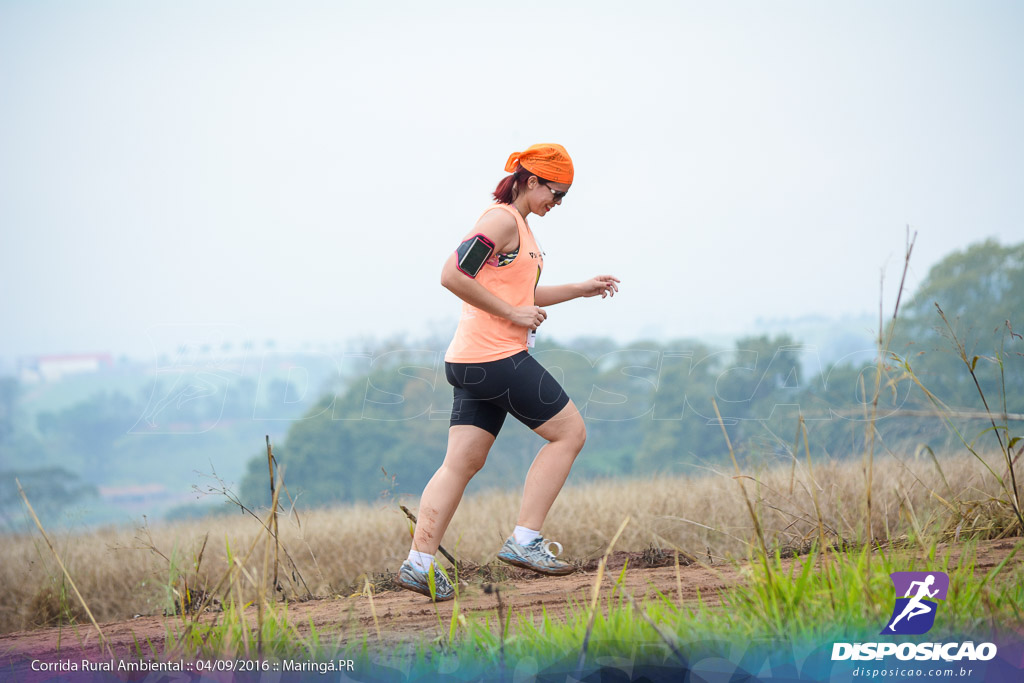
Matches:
[579,275,620,299]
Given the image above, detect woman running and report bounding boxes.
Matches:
[395,143,620,600]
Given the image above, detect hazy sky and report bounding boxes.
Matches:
[2,1,1022,363]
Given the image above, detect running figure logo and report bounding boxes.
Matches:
[883,572,949,635]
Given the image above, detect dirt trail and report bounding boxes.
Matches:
[0,551,734,666]
[1,539,1019,671]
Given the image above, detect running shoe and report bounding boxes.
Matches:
[497,536,576,576]
[394,560,455,601]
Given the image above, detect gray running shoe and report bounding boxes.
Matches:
[394,560,455,601]
[497,536,576,576]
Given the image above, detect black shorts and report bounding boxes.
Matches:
[445,351,571,437]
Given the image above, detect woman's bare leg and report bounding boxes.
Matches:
[411,425,495,555]
[516,400,586,530]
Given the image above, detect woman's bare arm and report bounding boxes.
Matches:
[535,275,620,306]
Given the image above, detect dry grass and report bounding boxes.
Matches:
[0,450,1012,635]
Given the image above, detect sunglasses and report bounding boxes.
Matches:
[539,180,568,201]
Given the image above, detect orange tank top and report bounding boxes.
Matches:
[444,203,544,363]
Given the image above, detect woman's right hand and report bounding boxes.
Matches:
[509,305,547,330]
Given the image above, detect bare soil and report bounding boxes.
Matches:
[1,539,1019,676]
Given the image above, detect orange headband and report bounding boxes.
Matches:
[504,143,574,185]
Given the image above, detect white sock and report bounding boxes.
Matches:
[513,525,541,545]
[407,550,434,572]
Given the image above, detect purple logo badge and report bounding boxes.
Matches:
[883,572,949,635]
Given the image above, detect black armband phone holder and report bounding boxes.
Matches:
[455,233,495,278]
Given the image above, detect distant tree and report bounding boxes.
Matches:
[0,377,18,445]
[0,467,99,531]
[36,392,138,482]
[889,239,1024,412]
[239,352,452,509]
[636,340,725,471]
[799,239,1024,458]
[703,335,808,465]
[897,239,1023,332]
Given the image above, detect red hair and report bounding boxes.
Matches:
[492,166,550,204]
